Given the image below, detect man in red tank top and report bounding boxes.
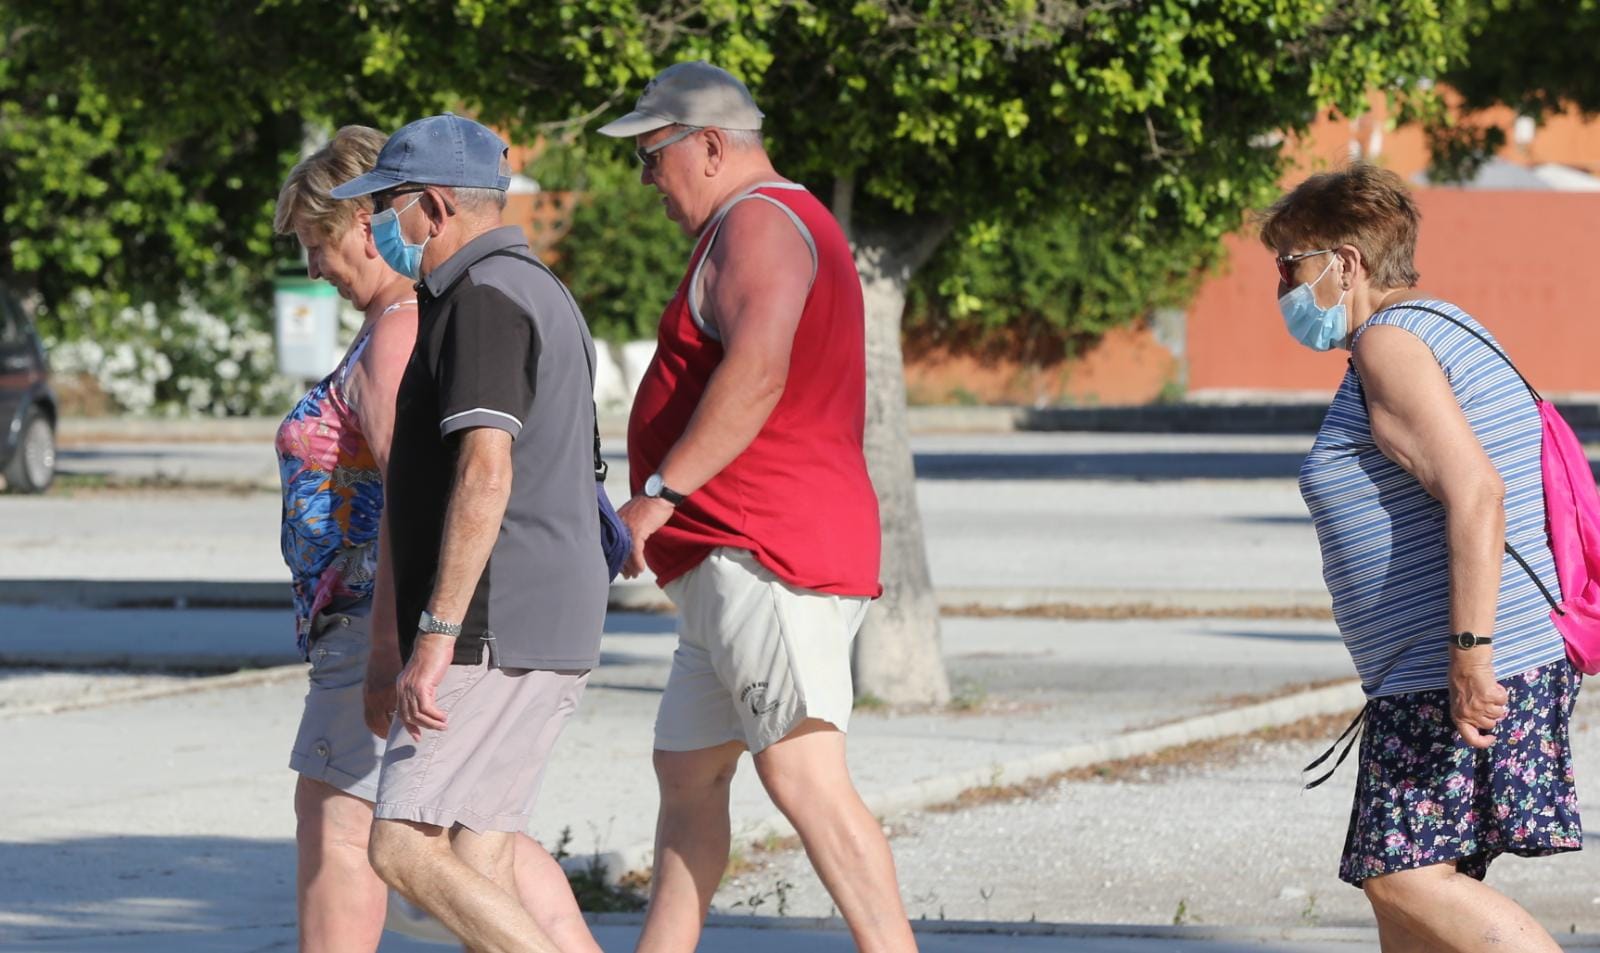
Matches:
[600,62,915,953]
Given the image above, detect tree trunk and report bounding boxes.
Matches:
[834,175,954,706]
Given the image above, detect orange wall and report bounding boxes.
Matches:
[1187,189,1600,395]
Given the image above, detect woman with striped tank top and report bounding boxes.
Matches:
[1263,164,1579,952]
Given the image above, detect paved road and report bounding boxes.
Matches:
[11,433,1328,601]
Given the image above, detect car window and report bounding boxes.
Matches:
[0,292,26,345]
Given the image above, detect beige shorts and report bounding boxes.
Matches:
[374,648,588,833]
[657,547,870,754]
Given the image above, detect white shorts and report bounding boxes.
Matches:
[656,547,870,754]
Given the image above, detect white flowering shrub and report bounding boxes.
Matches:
[42,282,299,417]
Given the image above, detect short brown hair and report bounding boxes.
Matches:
[1258,163,1422,288]
[273,125,388,240]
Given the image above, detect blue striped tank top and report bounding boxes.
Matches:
[1298,299,1566,697]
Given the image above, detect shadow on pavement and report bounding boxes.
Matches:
[1207,629,1342,644]
[0,835,294,945]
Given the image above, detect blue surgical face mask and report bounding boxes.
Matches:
[370,195,429,280]
[1277,255,1349,351]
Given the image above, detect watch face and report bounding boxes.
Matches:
[644,473,663,497]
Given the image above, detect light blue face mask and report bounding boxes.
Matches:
[1277,255,1349,351]
[371,195,429,281]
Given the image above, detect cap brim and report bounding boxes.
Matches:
[596,111,675,138]
[328,170,408,200]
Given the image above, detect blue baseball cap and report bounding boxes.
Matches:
[330,113,511,199]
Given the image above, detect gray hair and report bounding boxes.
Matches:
[719,128,763,151]
[451,186,508,215]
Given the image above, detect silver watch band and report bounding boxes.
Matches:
[418,610,463,637]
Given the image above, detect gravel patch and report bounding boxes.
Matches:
[714,692,1600,933]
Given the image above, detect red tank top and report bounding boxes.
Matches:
[628,183,882,596]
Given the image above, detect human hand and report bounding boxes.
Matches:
[395,634,456,741]
[363,647,401,738]
[1449,659,1509,749]
[616,495,675,579]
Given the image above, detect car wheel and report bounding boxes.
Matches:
[4,406,55,493]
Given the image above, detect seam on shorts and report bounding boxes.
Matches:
[387,662,489,811]
[754,575,811,752]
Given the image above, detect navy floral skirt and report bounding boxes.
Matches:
[1339,660,1583,886]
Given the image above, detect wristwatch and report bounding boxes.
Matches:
[418,609,463,638]
[1452,631,1492,649]
[643,472,687,505]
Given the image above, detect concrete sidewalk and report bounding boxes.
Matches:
[0,604,1368,950]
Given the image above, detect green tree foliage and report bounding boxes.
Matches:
[5,1,1474,411]
[0,0,443,411]
[1422,0,1600,182]
[530,139,692,343]
[1444,0,1600,115]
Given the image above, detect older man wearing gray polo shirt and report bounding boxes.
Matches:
[330,113,607,953]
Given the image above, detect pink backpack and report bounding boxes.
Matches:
[1401,304,1600,675]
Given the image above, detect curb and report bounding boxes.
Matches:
[581,680,1369,884]
[581,913,1600,946]
[0,664,305,720]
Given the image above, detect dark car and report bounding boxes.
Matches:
[0,286,56,493]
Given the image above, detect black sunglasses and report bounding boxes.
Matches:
[1274,248,1334,285]
[371,187,428,212]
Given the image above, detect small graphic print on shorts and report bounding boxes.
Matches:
[740,682,782,716]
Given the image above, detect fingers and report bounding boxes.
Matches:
[397,682,448,741]
[1456,719,1496,750]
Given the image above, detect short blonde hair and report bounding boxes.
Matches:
[273,125,388,240]
[1258,163,1422,288]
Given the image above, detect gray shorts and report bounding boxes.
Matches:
[374,647,588,834]
[289,610,386,802]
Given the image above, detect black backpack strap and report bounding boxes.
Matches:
[1368,303,1542,403]
[1366,302,1560,612]
[473,249,608,482]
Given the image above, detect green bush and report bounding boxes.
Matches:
[531,139,693,343]
[905,206,1218,361]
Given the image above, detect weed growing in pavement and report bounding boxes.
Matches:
[978,885,995,918]
[1300,893,1320,926]
[731,879,795,916]
[949,677,989,712]
[1171,898,1190,925]
[550,827,646,913]
[854,691,888,712]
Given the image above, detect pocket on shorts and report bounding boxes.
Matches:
[306,614,369,691]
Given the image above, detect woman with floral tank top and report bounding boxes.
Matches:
[273,126,420,952]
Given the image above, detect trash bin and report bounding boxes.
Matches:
[274,273,340,380]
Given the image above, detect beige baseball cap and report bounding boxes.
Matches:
[597,61,764,137]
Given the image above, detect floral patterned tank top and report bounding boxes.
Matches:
[276,301,413,656]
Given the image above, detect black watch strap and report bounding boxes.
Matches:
[1451,631,1492,649]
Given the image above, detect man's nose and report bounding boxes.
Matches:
[306,255,322,280]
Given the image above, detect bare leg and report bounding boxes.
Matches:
[633,741,744,953]
[369,818,560,953]
[296,777,386,953]
[512,833,603,953]
[1363,862,1562,953]
[752,720,917,953]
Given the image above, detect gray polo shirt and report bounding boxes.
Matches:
[387,226,607,669]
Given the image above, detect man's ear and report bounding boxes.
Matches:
[702,128,727,177]
[424,187,456,235]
